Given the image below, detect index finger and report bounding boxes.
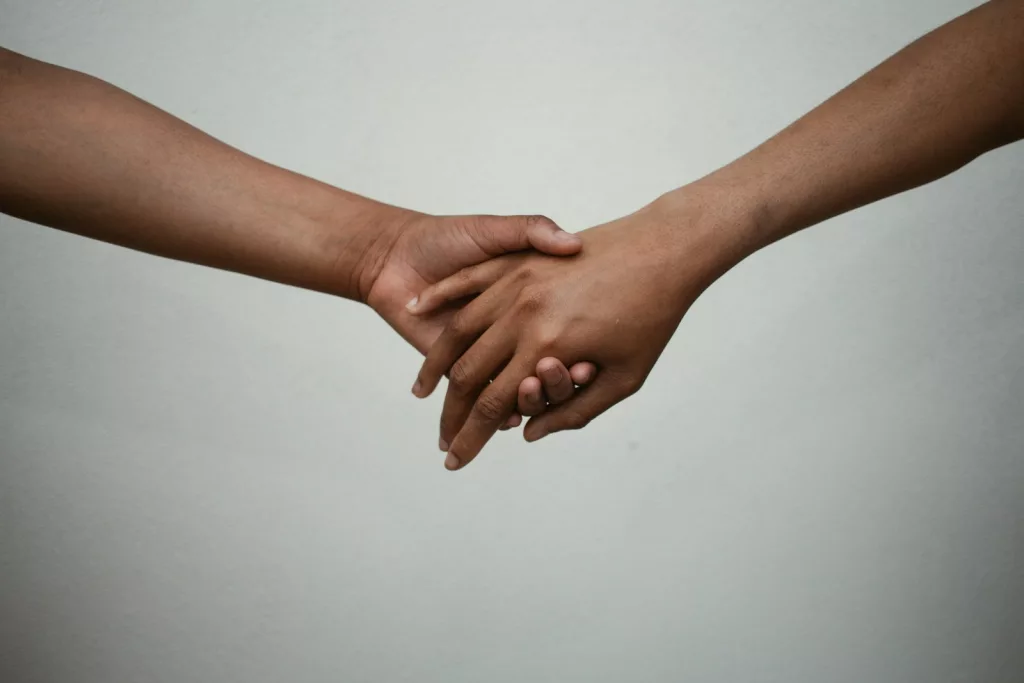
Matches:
[444,354,536,471]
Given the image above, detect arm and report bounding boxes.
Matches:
[0,46,388,301]
[0,46,594,411]
[701,0,1024,252]
[411,0,1024,470]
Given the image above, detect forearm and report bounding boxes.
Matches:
[688,0,1024,257]
[0,47,403,301]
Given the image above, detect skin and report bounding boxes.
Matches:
[0,46,597,421]
[413,0,1024,470]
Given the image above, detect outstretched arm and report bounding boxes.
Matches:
[0,46,596,414]
[0,47,583,308]
[412,0,1024,470]
[0,46,394,301]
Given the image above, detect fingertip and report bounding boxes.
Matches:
[529,223,582,256]
[444,452,460,470]
[519,375,542,394]
[518,376,544,415]
[523,416,545,442]
[549,232,584,256]
[412,376,436,399]
[524,425,547,443]
[408,283,448,316]
[570,362,597,385]
[414,360,447,398]
[407,293,435,316]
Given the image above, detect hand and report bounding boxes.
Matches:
[360,209,598,421]
[364,211,577,352]
[410,189,750,470]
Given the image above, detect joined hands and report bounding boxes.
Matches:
[409,187,751,470]
[4,0,1024,471]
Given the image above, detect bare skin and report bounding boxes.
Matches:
[413,0,1024,470]
[0,47,596,421]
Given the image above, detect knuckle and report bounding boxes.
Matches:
[515,285,548,314]
[534,329,559,351]
[447,310,470,338]
[448,360,475,394]
[512,265,536,285]
[455,268,474,286]
[467,214,497,235]
[525,214,556,230]
[475,391,508,422]
[561,412,591,431]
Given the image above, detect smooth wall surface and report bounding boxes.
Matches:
[1,1,1022,681]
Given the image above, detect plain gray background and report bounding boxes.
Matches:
[1,1,1022,681]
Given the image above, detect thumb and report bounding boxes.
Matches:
[486,215,582,257]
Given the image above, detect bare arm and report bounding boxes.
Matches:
[0,46,594,416]
[701,0,1024,256]
[0,47,395,300]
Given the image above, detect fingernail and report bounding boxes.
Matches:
[445,452,460,470]
[554,231,581,244]
[412,380,423,397]
[405,297,418,311]
[439,437,449,452]
[525,429,547,443]
[541,366,562,383]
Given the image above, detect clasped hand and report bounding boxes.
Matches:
[408,190,745,471]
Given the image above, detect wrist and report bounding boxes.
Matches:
[201,163,414,303]
[317,194,416,303]
[647,176,769,287]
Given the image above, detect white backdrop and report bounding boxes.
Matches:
[1,1,1022,681]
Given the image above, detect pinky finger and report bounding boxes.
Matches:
[500,413,523,431]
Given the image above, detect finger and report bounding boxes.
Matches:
[536,357,575,404]
[468,215,582,258]
[437,319,518,453]
[522,215,582,256]
[412,293,502,398]
[523,375,630,443]
[407,258,512,316]
[517,362,597,416]
[569,362,598,386]
[517,376,545,416]
[445,354,536,471]
[500,413,523,431]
